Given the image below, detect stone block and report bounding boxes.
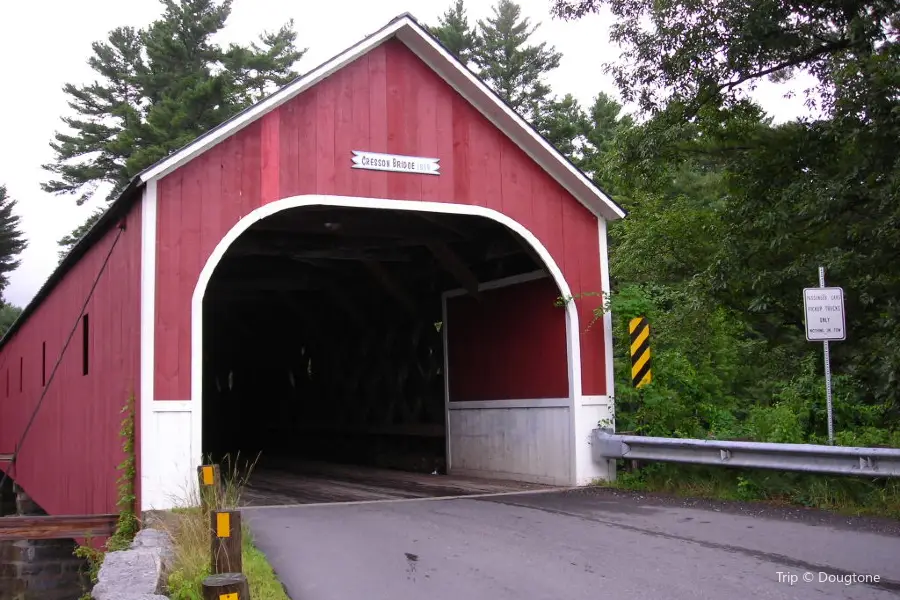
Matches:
[30,539,78,561]
[0,561,20,578]
[86,527,173,600]
[0,541,24,563]
[13,486,44,516]
[19,561,61,576]
[91,548,166,600]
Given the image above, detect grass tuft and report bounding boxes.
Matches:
[160,453,290,600]
[600,462,900,519]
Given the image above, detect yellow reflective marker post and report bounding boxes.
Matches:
[202,465,214,486]
[216,512,230,538]
[197,464,222,511]
[210,510,242,574]
[629,317,652,388]
[202,573,249,599]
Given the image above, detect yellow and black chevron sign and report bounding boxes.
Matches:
[629,317,652,388]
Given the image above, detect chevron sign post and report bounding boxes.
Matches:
[629,317,652,389]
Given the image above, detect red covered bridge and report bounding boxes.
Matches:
[0,13,624,515]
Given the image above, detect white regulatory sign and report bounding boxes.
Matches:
[803,287,846,341]
[351,151,440,175]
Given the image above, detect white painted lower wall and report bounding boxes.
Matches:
[141,401,196,511]
[574,395,616,485]
[447,398,572,486]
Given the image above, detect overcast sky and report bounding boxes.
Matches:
[0,0,812,309]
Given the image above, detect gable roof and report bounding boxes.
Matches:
[0,12,624,351]
[139,12,626,220]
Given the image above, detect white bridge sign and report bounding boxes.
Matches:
[803,287,846,341]
[351,151,440,175]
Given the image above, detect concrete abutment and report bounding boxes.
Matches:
[0,479,89,600]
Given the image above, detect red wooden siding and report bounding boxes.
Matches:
[154,39,607,400]
[0,204,142,516]
[446,278,568,401]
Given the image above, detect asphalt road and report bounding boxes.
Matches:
[244,487,900,600]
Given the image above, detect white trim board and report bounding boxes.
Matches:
[137,15,624,222]
[151,400,193,413]
[598,218,615,404]
[448,399,570,410]
[139,181,157,512]
[580,395,610,407]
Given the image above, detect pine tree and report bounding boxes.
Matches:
[56,209,105,260]
[584,93,633,158]
[0,304,22,337]
[579,93,634,191]
[427,0,479,67]
[43,0,306,254]
[472,0,562,123]
[41,26,145,205]
[223,21,307,106]
[536,94,588,162]
[0,185,27,295]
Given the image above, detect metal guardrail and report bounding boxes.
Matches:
[592,429,900,477]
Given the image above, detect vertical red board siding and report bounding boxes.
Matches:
[0,204,142,516]
[154,39,608,399]
[446,278,567,400]
[260,111,281,204]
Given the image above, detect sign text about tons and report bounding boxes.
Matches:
[803,287,846,341]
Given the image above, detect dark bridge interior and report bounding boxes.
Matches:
[202,206,545,475]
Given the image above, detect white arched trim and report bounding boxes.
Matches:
[188,194,583,485]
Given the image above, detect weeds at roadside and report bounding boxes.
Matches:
[161,452,290,600]
[598,462,900,519]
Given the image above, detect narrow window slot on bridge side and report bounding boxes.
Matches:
[82,314,89,376]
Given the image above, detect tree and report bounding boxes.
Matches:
[473,0,562,123]
[0,186,27,295]
[0,304,22,337]
[56,209,104,260]
[44,0,306,254]
[42,26,145,206]
[535,93,587,162]
[553,0,900,434]
[427,0,479,67]
[583,93,632,160]
[551,0,899,118]
[573,92,634,189]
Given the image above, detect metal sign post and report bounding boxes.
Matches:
[803,268,846,445]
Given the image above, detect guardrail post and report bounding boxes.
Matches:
[198,464,223,510]
[210,509,242,574]
[202,572,250,599]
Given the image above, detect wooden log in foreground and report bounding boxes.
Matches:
[0,513,118,540]
[210,509,242,574]
[202,572,250,600]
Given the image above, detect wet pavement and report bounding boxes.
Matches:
[244,486,900,600]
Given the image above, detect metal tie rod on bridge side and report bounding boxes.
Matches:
[592,429,900,477]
